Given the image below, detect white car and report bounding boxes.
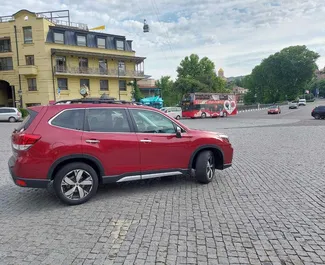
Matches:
[0,107,22,122]
[289,101,299,109]
[298,99,306,106]
[161,107,182,120]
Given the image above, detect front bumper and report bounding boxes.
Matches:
[8,156,50,188]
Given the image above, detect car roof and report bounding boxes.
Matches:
[32,102,162,112]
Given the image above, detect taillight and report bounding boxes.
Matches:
[17,112,21,117]
[12,133,41,151]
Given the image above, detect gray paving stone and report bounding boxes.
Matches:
[0,106,324,264]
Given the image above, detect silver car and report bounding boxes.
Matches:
[0,107,22,122]
[289,102,299,109]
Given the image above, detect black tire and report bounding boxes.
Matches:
[195,150,216,184]
[53,162,98,205]
[176,115,180,120]
[223,112,227,118]
[201,112,206,118]
[8,117,16,123]
[314,114,320,120]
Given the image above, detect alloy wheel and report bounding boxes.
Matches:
[60,169,93,200]
[206,156,215,180]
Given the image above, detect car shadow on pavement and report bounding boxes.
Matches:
[0,173,219,212]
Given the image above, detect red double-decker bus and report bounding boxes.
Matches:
[181,93,238,118]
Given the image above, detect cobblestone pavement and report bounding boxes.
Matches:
[0,101,324,265]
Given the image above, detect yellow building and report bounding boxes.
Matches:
[0,9,146,107]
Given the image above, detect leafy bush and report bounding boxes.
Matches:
[19,108,29,118]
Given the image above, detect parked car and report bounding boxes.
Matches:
[267,105,281,114]
[161,106,182,120]
[298,99,306,106]
[289,101,299,109]
[311,105,325,119]
[8,98,233,205]
[0,107,22,122]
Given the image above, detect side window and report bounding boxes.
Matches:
[131,109,176,134]
[86,108,130,133]
[51,109,85,130]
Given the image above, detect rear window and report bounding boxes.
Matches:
[50,109,85,130]
[15,109,38,132]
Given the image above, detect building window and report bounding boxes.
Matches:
[0,57,13,71]
[80,79,90,89]
[23,27,33,44]
[26,103,41,107]
[119,80,126,91]
[99,59,107,74]
[25,55,34,65]
[79,57,88,73]
[0,39,11,52]
[54,32,64,44]
[97,37,106,49]
[27,78,37,91]
[118,61,125,75]
[100,80,108,91]
[77,35,86,46]
[116,40,124,50]
[56,56,66,72]
[58,78,68,90]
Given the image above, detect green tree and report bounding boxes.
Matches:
[155,76,179,106]
[307,79,325,97]
[175,54,226,94]
[128,79,143,102]
[244,45,319,104]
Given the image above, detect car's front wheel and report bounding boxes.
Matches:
[195,150,216,184]
[53,162,98,205]
[176,115,180,120]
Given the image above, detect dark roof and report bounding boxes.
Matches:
[51,48,146,63]
[46,27,136,53]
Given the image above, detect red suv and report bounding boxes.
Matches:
[8,99,233,205]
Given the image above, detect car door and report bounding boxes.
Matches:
[82,107,141,179]
[129,108,193,173]
[0,109,5,121]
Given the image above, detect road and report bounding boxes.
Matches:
[0,100,324,265]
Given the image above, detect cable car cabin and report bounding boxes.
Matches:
[143,20,149,33]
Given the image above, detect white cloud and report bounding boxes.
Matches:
[2,0,325,79]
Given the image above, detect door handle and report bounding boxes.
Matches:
[85,139,100,144]
[140,139,151,143]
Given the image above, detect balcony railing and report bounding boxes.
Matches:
[54,65,145,78]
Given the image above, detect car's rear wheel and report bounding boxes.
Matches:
[53,162,98,205]
[314,114,320,119]
[176,115,180,120]
[195,150,215,184]
[8,117,16,123]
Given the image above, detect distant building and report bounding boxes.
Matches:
[232,86,248,94]
[217,68,227,81]
[0,9,146,107]
[315,67,325,80]
[137,78,159,97]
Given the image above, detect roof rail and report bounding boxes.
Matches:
[53,98,143,105]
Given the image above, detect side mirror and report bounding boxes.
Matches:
[176,126,182,138]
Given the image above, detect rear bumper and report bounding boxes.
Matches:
[8,156,50,188]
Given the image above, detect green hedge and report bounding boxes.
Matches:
[19,108,29,118]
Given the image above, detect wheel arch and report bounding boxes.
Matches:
[189,145,224,170]
[47,154,105,183]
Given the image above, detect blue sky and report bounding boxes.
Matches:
[2,0,325,80]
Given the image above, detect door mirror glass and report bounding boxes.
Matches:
[176,126,182,138]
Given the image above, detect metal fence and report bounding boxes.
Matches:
[237,102,288,111]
